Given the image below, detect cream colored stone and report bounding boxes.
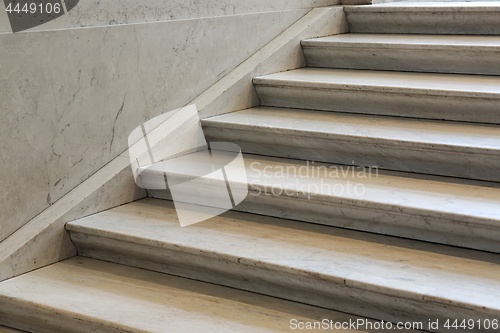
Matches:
[0,10,307,243]
[66,199,500,327]
[194,7,348,119]
[202,106,500,181]
[0,156,145,282]
[144,151,500,252]
[253,68,500,124]
[0,0,340,33]
[346,2,500,34]
[0,257,370,333]
[303,34,500,75]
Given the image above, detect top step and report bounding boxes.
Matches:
[345,2,500,35]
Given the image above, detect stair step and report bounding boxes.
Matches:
[302,34,500,75]
[345,1,500,35]
[141,151,500,252]
[66,199,500,332]
[202,107,500,182]
[0,257,369,333]
[253,68,500,124]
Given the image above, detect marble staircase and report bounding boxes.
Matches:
[1,2,500,332]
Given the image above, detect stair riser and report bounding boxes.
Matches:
[303,46,500,76]
[202,126,500,182]
[346,12,500,35]
[69,232,500,333]
[255,85,500,124]
[148,184,500,253]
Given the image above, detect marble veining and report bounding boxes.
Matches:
[144,151,500,252]
[0,0,340,33]
[0,256,371,332]
[204,107,500,149]
[345,2,500,35]
[302,34,500,75]
[202,107,500,182]
[194,7,348,119]
[66,199,500,325]
[145,151,500,218]
[254,68,500,95]
[0,155,146,282]
[252,68,500,124]
[0,327,25,333]
[0,10,306,243]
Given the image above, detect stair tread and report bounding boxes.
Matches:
[253,68,500,95]
[204,107,500,153]
[141,151,500,222]
[302,33,500,48]
[66,199,500,312]
[0,257,367,333]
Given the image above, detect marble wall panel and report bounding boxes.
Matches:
[0,9,309,242]
[0,0,340,33]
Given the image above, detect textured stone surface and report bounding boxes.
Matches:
[144,151,500,252]
[67,199,500,331]
[345,1,500,35]
[254,67,500,124]
[0,0,340,33]
[303,34,500,75]
[0,5,344,282]
[0,155,145,282]
[194,7,348,119]
[0,257,370,333]
[0,9,307,243]
[203,107,500,182]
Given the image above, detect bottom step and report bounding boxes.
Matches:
[0,257,378,333]
[66,199,500,333]
[0,327,25,333]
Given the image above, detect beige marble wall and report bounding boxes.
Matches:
[0,0,340,33]
[0,6,319,243]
